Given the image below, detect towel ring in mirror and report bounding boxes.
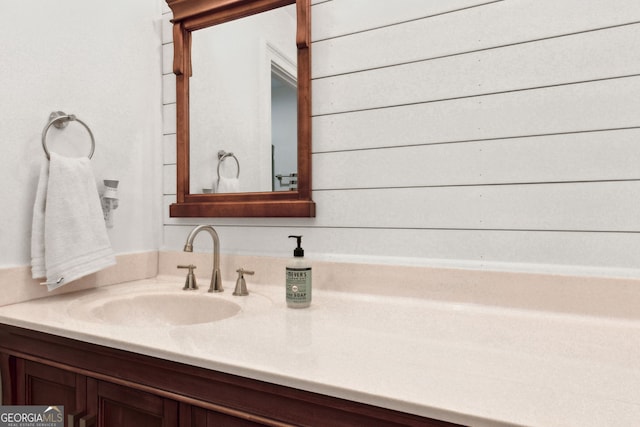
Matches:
[217,150,240,180]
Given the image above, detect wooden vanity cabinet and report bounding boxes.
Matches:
[6,359,178,427]
[90,379,178,427]
[16,359,85,414]
[0,325,459,427]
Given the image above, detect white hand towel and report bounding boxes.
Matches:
[31,152,116,291]
[216,177,240,193]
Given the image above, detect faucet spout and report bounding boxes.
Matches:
[183,225,223,293]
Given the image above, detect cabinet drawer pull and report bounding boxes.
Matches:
[67,410,85,427]
[79,415,96,427]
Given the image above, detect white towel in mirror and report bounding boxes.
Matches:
[216,177,240,193]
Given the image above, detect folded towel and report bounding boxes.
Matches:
[31,152,116,291]
[216,177,240,193]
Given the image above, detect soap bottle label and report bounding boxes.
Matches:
[286,267,312,306]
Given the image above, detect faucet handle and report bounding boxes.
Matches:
[178,264,198,290]
[233,268,254,296]
[236,268,255,276]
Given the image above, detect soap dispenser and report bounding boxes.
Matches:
[286,235,312,308]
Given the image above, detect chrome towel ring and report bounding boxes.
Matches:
[217,150,240,180]
[42,111,95,160]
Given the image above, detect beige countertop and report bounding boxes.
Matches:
[0,276,639,426]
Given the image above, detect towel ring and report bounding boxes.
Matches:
[217,150,240,180]
[42,111,95,160]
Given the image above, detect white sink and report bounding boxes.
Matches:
[72,292,241,327]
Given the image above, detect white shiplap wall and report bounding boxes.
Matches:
[162,0,640,277]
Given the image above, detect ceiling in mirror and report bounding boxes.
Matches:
[166,0,315,217]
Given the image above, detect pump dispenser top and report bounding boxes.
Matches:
[289,235,304,257]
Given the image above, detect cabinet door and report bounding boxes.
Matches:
[188,405,269,427]
[20,359,86,414]
[87,379,178,427]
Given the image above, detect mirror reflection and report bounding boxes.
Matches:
[189,5,298,194]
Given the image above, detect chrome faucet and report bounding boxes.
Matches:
[183,225,223,293]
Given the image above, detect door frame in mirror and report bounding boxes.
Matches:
[167,0,315,217]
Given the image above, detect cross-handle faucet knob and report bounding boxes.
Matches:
[233,268,254,296]
[178,264,198,290]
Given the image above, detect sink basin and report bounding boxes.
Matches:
[85,293,241,327]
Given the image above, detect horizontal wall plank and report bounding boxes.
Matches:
[313,0,640,78]
[313,181,640,232]
[163,73,176,104]
[163,164,176,195]
[313,129,640,189]
[313,24,640,115]
[311,0,489,42]
[313,76,640,152]
[162,43,173,75]
[163,225,640,277]
[163,103,176,135]
[164,181,640,233]
[162,14,172,44]
[163,134,176,164]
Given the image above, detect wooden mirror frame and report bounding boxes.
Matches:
[167,0,315,217]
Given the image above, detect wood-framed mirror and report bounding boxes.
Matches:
[166,0,315,217]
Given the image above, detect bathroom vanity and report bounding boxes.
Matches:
[0,325,447,427]
[0,279,459,426]
[0,277,638,427]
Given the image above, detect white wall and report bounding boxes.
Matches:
[0,0,163,269]
[163,0,640,278]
